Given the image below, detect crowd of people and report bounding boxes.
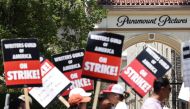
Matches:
[5,77,171,109]
[66,76,171,109]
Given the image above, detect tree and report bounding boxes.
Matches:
[0,0,107,74]
[0,0,107,108]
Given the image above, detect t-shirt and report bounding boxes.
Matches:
[163,106,170,109]
[141,98,162,109]
[114,101,128,109]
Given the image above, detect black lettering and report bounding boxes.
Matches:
[116,16,128,27]
[158,15,170,26]
[183,46,190,59]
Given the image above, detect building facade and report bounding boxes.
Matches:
[96,0,190,109]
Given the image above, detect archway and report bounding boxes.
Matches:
[122,33,181,54]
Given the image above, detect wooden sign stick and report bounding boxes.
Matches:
[4,93,10,109]
[0,76,4,81]
[24,88,30,109]
[58,94,70,108]
[92,80,101,109]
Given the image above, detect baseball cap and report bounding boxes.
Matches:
[102,84,125,95]
[68,88,91,105]
[69,88,92,97]
[18,95,32,104]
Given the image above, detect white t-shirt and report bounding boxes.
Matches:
[141,98,162,109]
[114,101,128,109]
[163,106,170,109]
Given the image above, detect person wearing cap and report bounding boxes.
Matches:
[68,88,92,109]
[102,84,129,109]
[98,91,112,109]
[141,77,171,109]
[9,94,32,109]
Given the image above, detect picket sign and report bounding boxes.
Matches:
[178,83,190,102]
[1,38,42,87]
[51,49,94,96]
[28,59,71,108]
[82,32,124,82]
[182,41,190,87]
[120,46,172,97]
[24,88,30,109]
[57,94,70,108]
[92,80,101,109]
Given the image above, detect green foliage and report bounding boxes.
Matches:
[48,0,107,52]
[0,0,107,71]
[0,0,107,108]
[0,0,107,55]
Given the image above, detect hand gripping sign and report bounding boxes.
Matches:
[1,38,42,87]
[120,47,172,97]
[29,59,71,108]
[52,49,94,96]
[82,32,124,82]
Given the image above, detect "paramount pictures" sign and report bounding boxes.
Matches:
[117,15,187,27]
[96,15,190,28]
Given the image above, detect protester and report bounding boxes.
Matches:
[141,77,171,109]
[68,88,92,109]
[17,95,33,109]
[102,84,129,109]
[9,94,32,109]
[98,91,112,109]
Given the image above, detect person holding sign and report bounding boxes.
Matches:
[98,91,112,109]
[18,95,32,109]
[9,95,32,109]
[102,84,129,109]
[68,88,92,109]
[141,77,171,109]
